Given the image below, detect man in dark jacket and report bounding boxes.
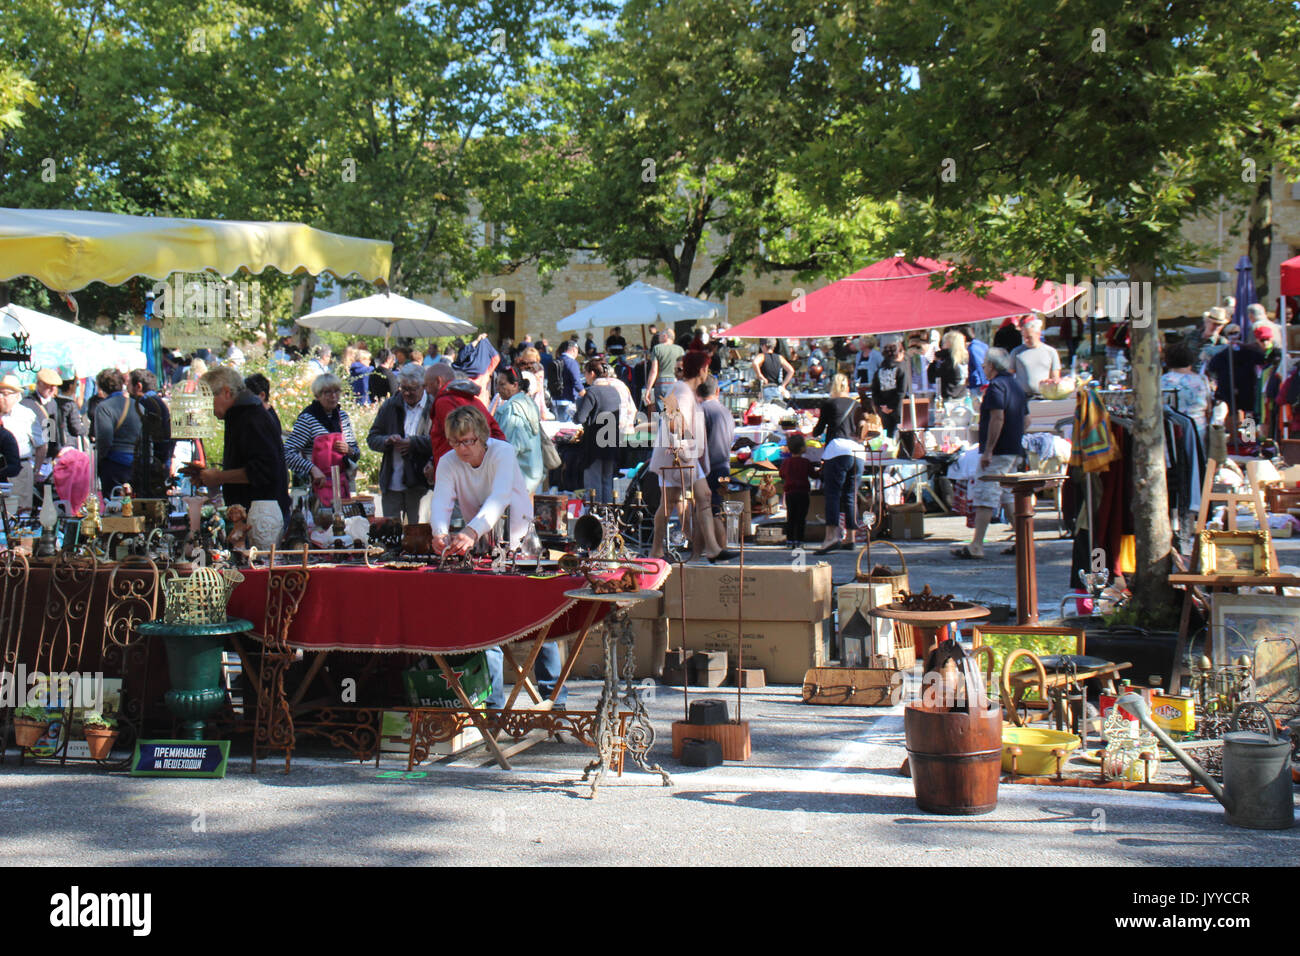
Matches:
[188,366,290,547]
[367,364,433,524]
[129,368,174,475]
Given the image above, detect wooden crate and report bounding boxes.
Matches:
[801,666,903,706]
[671,720,751,760]
[1265,486,1300,514]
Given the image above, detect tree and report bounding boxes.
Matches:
[802,1,1300,624]
[0,0,606,327]
[477,0,892,310]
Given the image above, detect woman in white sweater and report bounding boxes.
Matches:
[431,404,535,555]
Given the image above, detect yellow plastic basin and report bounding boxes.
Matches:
[1001,727,1080,776]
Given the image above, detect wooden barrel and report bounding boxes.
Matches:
[904,703,1003,815]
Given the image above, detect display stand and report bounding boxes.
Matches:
[564,588,671,797]
[1169,459,1295,692]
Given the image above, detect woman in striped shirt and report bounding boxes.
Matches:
[283,374,361,492]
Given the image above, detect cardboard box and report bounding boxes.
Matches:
[668,617,830,685]
[835,581,896,657]
[807,491,826,524]
[566,618,665,680]
[887,503,925,541]
[664,563,832,622]
[379,710,484,758]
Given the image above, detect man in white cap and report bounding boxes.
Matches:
[0,374,44,511]
[33,368,85,459]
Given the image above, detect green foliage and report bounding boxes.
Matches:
[13,704,50,723]
[80,711,117,730]
[479,0,892,297]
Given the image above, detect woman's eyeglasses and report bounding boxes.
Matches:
[452,436,481,449]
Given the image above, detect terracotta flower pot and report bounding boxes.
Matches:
[13,718,50,749]
[83,726,119,760]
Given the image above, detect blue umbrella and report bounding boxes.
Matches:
[1234,254,1256,336]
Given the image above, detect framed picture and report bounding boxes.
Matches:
[1197,530,1272,576]
[1211,593,1300,709]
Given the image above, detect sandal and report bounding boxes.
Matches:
[951,546,982,560]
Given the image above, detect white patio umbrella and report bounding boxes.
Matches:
[296,292,475,345]
[556,281,720,333]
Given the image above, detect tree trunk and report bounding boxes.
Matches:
[1248,167,1273,303]
[292,274,317,350]
[1127,261,1178,624]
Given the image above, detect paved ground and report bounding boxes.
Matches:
[5,681,1298,867]
[5,503,1300,867]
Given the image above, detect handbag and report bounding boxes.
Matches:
[539,428,562,472]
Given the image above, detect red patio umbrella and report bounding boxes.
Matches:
[726,256,1083,339]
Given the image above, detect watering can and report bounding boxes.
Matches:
[1117,693,1294,830]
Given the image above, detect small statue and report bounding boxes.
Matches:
[225,503,249,551]
[120,484,134,518]
[282,508,309,548]
[202,505,225,548]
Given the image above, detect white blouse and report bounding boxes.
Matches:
[430,438,534,546]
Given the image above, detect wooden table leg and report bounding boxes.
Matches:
[289,650,330,710]
[1169,583,1197,694]
[552,601,601,693]
[1013,486,1039,625]
[502,623,552,710]
[432,653,513,770]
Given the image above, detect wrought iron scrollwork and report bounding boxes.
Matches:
[252,567,310,773]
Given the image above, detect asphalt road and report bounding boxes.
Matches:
[4,680,1297,867]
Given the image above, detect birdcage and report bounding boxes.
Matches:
[162,566,244,625]
[170,380,218,440]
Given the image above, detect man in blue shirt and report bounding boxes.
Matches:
[963,325,990,390]
[554,340,584,421]
[953,347,1027,559]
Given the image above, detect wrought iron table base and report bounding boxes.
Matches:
[581,603,672,797]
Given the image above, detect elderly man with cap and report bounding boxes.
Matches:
[0,374,45,510]
[34,368,87,459]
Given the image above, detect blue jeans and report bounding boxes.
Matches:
[652,381,675,410]
[485,642,568,708]
[583,458,616,503]
[821,454,862,530]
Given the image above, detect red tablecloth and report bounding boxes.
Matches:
[226,561,669,654]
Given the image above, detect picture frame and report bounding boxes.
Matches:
[1211,593,1300,709]
[1197,530,1272,577]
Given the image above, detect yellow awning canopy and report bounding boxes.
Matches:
[0,208,392,291]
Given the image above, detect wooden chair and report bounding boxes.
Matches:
[972,625,1128,728]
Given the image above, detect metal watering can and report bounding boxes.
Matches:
[1117,693,1294,830]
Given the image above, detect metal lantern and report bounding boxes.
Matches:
[170,380,218,440]
[0,309,32,368]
